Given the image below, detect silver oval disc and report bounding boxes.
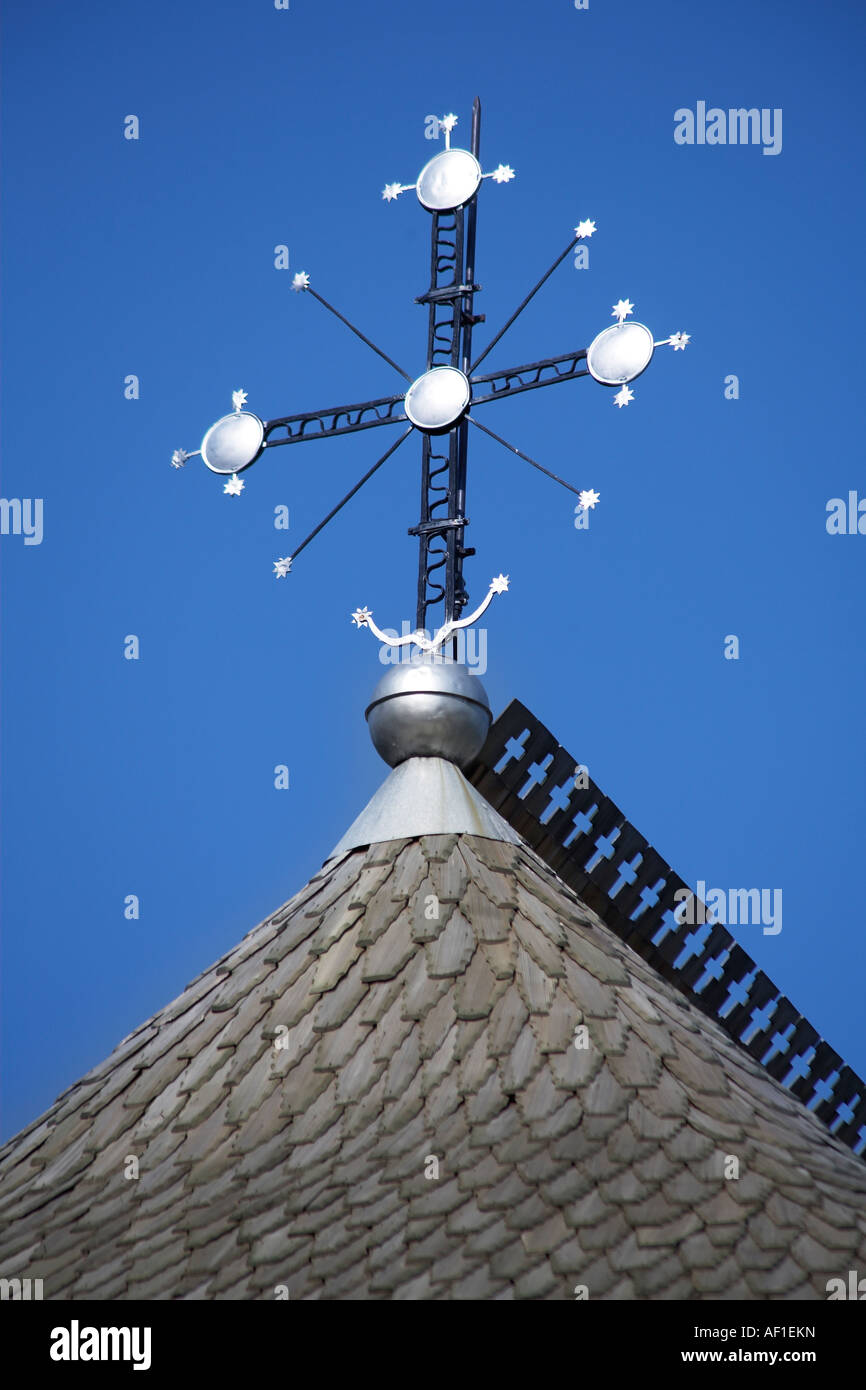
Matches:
[200,411,265,474]
[404,367,471,432]
[586,322,655,386]
[416,149,482,212]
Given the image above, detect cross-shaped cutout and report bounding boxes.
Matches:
[651,905,683,946]
[494,728,530,774]
[782,1048,812,1084]
[671,921,711,969]
[539,778,575,825]
[718,972,753,1019]
[630,876,665,921]
[762,1027,794,1067]
[808,1073,838,1110]
[584,827,620,873]
[693,951,727,994]
[563,804,597,848]
[609,852,641,899]
[517,753,553,800]
[741,1000,776,1047]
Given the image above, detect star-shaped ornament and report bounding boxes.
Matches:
[614,386,634,408]
[223,473,244,496]
[273,556,292,578]
[232,389,248,412]
[575,219,596,239]
[578,489,600,510]
[382,182,404,202]
[440,113,458,133]
[490,574,510,594]
[351,606,373,628]
[292,272,310,292]
[612,299,635,324]
[171,449,188,469]
[490,164,515,184]
[669,331,690,351]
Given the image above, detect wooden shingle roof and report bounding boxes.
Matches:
[1,833,865,1300]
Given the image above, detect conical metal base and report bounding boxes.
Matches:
[325,756,521,861]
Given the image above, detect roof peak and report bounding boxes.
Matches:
[3,828,865,1300]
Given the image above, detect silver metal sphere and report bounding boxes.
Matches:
[416,148,482,211]
[586,322,654,386]
[366,656,492,768]
[200,411,264,474]
[404,367,471,433]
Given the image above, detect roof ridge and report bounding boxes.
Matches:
[467,699,866,1161]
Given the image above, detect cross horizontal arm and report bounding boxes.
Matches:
[264,391,407,447]
[469,348,589,405]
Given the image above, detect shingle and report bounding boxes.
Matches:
[384,1030,422,1100]
[401,951,450,1021]
[519,1209,570,1257]
[513,1258,558,1299]
[514,1064,563,1123]
[421,1025,460,1100]
[480,938,516,978]
[489,1237,534,1280]
[561,925,630,987]
[529,1094,584,1141]
[528,988,581,1054]
[310,920,365,993]
[458,844,517,909]
[450,1263,509,1299]
[458,1030,497,1095]
[428,846,470,901]
[562,959,616,1020]
[347,862,395,909]
[454,946,498,1020]
[361,910,416,982]
[548,1036,602,1090]
[513,913,565,978]
[744,1256,809,1297]
[355,881,405,945]
[458,884,510,947]
[515,946,557,1014]
[583,1064,631,1117]
[386,841,428,901]
[487,987,530,1058]
[425,910,475,978]
[501,1025,544,1093]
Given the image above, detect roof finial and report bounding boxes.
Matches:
[364,653,492,769]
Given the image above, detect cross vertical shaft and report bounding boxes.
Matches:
[411,98,482,635]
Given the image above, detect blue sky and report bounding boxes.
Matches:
[1,0,865,1142]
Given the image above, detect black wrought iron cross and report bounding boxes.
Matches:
[172,98,688,640]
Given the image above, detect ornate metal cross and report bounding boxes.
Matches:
[172,98,688,652]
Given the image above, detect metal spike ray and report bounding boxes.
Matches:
[171,98,688,654]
